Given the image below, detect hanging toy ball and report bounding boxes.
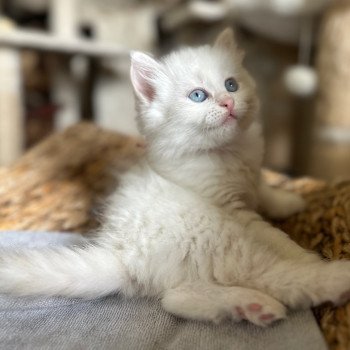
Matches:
[284,65,318,97]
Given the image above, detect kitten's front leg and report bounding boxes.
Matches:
[162,282,286,327]
[257,180,306,220]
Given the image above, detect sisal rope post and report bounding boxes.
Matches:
[309,0,350,180]
[0,17,24,166]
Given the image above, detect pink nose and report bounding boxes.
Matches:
[219,98,234,114]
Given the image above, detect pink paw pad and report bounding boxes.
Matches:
[259,313,275,321]
[248,303,262,312]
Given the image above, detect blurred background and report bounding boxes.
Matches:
[0,0,349,181]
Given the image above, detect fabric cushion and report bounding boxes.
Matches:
[0,231,327,350]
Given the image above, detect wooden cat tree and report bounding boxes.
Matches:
[0,0,159,166]
[0,0,129,166]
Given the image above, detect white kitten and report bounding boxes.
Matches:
[1,28,350,327]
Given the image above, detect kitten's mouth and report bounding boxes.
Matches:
[205,113,237,131]
[222,113,237,125]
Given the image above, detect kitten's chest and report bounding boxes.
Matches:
[202,160,258,210]
[174,154,260,212]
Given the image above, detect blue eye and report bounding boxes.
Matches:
[225,78,239,92]
[188,89,208,103]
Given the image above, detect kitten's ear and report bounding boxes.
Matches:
[214,28,245,61]
[130,51,161,104]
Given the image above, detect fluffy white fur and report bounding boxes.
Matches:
[1,28,350,327]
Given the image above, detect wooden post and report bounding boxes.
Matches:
[50,0,78,38]
[49,0,80,130]
[0,18,24,166]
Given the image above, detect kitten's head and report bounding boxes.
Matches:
[130,28,259,157]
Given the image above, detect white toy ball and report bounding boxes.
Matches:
[190,0,226,21]
[284,65,318,97]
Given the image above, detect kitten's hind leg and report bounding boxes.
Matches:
[238,212,350,309]
[161,282,286,327]
[0,245,129,299]
[253,259,350,309]
[237,210,319,263]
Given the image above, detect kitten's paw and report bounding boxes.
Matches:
[231,294,287,327]
[162,284,286,326]
[337,290,350,306]
[264,191,306,220]
[309,261,350,307]
[330,264,350,306]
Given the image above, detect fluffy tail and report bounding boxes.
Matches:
[0,245,128,298]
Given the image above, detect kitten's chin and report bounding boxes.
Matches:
[202,125,238,150]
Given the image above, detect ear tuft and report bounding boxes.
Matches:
[130,51,161,104]
[214,27,245,61]
[214,28,235,50]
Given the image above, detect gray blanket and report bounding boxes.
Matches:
[0,231,327,350]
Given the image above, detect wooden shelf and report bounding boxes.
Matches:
[0,29,130,57]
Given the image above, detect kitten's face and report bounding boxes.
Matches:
[130,28,258,156]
